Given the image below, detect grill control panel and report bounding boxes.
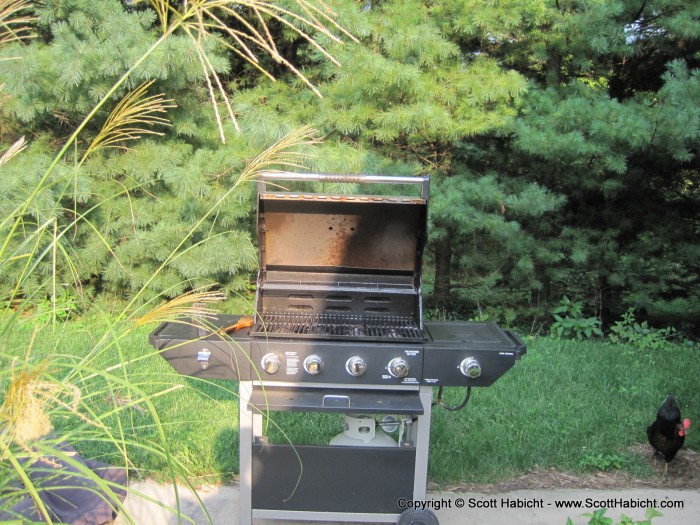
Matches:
[151,316,525,387]
[251,341,423,387]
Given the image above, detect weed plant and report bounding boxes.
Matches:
[568,508,663,525]
[609,308,685,350]
[550,296,603,340]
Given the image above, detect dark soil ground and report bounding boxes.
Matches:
[435,446,700,494]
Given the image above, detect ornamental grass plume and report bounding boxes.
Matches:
[134,288,225,327]
[1,365,55,448]
[0,360,90,452]
[80,80,176,165]
[0,135,26,166]
[0,0,35,52]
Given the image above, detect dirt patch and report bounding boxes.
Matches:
[434,446,700,494]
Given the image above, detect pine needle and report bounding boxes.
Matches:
[81,80,175,164]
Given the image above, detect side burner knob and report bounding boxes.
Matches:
[261,353,282,375]
[346,356,367,377]
[388,357,409,378]
[303,355,323,375]
[459,357,482,379]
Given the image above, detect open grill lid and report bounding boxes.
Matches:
[252,173,430,341]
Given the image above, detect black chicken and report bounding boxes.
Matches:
[646,395,691,477]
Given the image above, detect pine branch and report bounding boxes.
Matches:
[114,125,322,332]
[147,1,353,141]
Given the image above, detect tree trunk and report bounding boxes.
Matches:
[433,230,453,307]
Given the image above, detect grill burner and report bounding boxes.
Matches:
[251,312,425,341]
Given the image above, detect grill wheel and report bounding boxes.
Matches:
[398,508,440,525]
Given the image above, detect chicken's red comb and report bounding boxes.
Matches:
[683,418,691,430]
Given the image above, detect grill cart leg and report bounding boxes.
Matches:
[413,386,433,500]
[239,381,260,525]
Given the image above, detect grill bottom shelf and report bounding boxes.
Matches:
[252,444,416,514]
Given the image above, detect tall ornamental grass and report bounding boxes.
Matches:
[0,1,349,522]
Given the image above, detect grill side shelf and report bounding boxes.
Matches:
[422,321,526,387]
[503,329,527,356]
[149,317,254,380]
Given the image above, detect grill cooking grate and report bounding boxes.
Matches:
[251,312,424,341]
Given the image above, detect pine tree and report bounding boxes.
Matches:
[231,0,564,319]
[229,0,699,329]
[3,0,697,330]
[506,0,700,327]
[0,0,342,304]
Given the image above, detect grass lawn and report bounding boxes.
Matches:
[2,317,698,487]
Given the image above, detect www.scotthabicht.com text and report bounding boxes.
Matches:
[397,496,685,512]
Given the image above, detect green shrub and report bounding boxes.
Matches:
[568,507,662,525]
[578,452,623,472]
[550,296,603,340]
[609,308,678,350]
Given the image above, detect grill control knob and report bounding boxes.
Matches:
[459,357,482,379]
[261,353,282,375]
[303,355,323,375]
[346,356,367,377]
[388,357,409,379]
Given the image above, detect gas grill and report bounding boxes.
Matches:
[150,173,525,525]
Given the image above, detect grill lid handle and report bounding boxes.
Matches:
[257,171,430,200]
